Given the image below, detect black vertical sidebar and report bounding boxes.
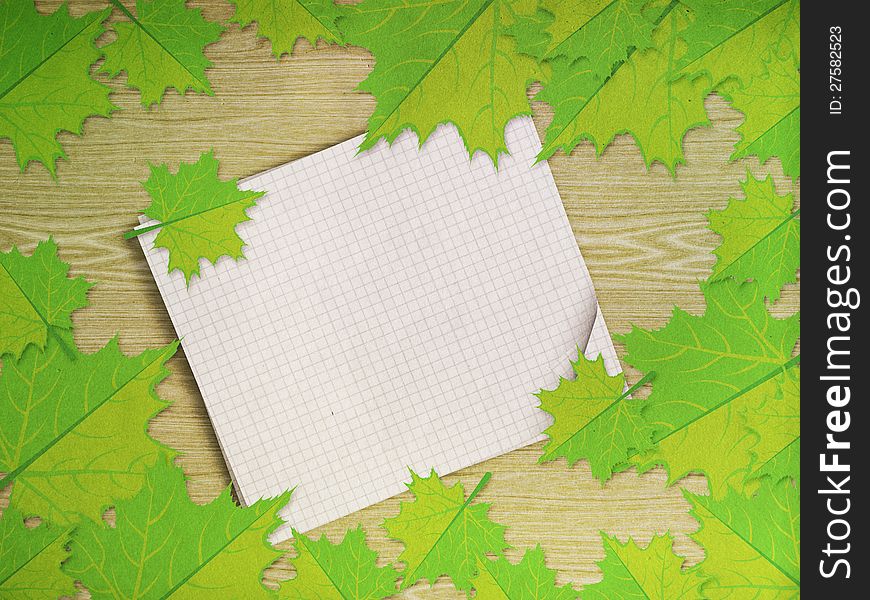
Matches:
[804,1,866,594]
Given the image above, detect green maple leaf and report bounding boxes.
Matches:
[0,507,75,598]
[127,150,266,285]
[619,280,800,497]
[512,0,655,79]
[0,238,92,360]
[536,1,710,172]
[65,459,290,599]
[339,0,545,163]
[583,533,709,598]
[537,352,654,482]
[471,546,579,600]
[744,367,799,487]
[0,336,178,525]
[229,0,343,58]
[281,526,399,599]
[383,470,507,591]
[0,1,114,177]
[100,0,225,107]
[708,173,800,302]
[679,0,800,179]
[687,479,800,598]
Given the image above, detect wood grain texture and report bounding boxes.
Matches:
[1,1,799,596]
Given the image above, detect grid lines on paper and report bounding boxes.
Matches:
[138,117,615,538]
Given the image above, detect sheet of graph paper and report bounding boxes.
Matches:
[138,117,620,540]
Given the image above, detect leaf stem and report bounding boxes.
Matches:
[466,472,492,505]
[123,221,163,239]
[48,328,77,361]
[621,370,657,401]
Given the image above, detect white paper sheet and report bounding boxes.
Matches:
[138,117,619,540]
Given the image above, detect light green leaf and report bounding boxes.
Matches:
[679,0,800,179]
[537,1,710,172]
[100,0,225,107]
[339,0,545,163]
[0,238,92,360]
[0,507,75,599]
[471,546,579,600]
[708,173,800,302]
[0,336,178,525]
[537,353,653,482]
[65,458,290,599]
[0,2,114,176]
[383,470,506,591]
[514,0,655,79]
[281,526,398,599]
[620,279,799,436]
[687,480,800,598]
[744,367,799,487]
[583,533,709,599]
[128,150,266,285]
[229,0,343,58]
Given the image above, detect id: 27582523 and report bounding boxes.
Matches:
[830,26,843,115]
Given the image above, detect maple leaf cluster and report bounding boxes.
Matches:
[0,0,350,178]
[2,0,799,179]
[538,168,799,595]
[337,0,800,175]
[0,0,224,177]
[520,0,800,178]
[538,174,800,491]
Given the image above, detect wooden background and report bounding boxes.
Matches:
[0,1,800,596]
